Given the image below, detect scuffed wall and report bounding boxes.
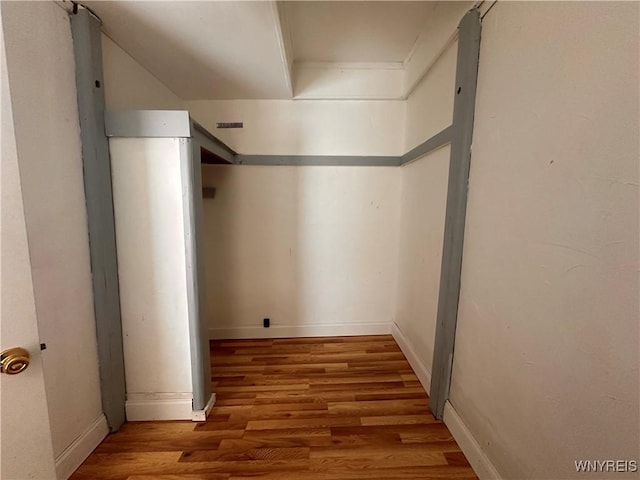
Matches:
[202,165,401,338]
[450,2,639,478]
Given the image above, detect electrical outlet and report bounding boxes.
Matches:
[263,318,270,328]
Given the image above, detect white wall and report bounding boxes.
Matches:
[187,99,405,156]
[403,1,472,96]
[394,145,449,385]
[191,98,404,338]
[404,40,457,151]
[450,2,639,478]
[102,33,184,110]
[110,137,193,420]
[393,25,456,388]
[293,63,405,100]
[202,165,400,338]
[1,1,106,475]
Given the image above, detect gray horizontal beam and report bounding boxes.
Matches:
[400,125,453,166]
[104,110,452,168]
[235,155,401,167]
[232,126,452,167]
[192,120,236,164]
[105,110,191,138]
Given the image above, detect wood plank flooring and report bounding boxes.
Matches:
[71,335,477,480]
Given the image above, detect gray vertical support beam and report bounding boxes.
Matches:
[192,139,213,410]
[71,9,126,431]
[180,138,212,411]
[430,8,482,419]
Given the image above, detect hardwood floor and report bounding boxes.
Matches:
[71,335,477,480]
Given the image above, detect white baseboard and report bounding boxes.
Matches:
[125,393,192,421]
[443,401,502,480]
[391,322,432,395]
[55,414,108,480]
[209,322,391,340]
[191,393,216,422]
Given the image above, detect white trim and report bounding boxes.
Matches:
[443,401,503,480]
[191,393,216,422]
[391,322,432,395]
[55,414,108,480]
[294,61,404,71]
[125,393,192,421]
[209,322,391,340]
[272,1,293,97]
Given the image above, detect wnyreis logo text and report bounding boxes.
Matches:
[575,460,638,473]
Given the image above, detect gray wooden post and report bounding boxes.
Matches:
[70,8,126,431]
[430,8,482,419]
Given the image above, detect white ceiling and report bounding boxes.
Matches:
[86,1,291,99]
[85,1,442,100]
[285,2,435,64]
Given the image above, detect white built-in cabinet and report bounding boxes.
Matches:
[105,111,223,421]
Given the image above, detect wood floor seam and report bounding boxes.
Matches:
[71,335,478,480]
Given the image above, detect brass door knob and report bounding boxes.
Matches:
[1,347,30,375]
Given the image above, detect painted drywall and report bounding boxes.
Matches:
[191,98,404,338]
[109,138,193,406]
[1,8,57,476]
[404,39,457,152]
[449,2,640,478]
[394,145,450,384]
[403,1,472,95]
[293,63,405,100]
[88,1,292,100]
[187,99,405,156]
[2,0,105,466]
[286,2,434,64]
[393,15,456,392]
[202,165,401,338]
[102,33,184,110]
